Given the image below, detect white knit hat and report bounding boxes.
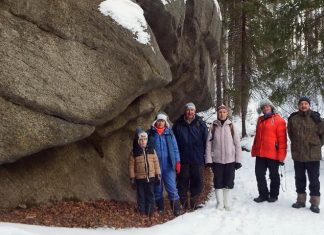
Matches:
[138,131,148,139]
[156,113,167,121]
[152,112,170,127]
[137,131,148,145]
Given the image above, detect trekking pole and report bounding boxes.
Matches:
[284,164,287,191]
[280,165,287,192]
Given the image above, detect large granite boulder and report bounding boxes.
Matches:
[0,0,171,162]
[0,0,221,208]
[0,97,94,164]
[137,0,222,118]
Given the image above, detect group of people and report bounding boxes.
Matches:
[251,96,323,214]
[128,96,323,217]
[128,102,243,216]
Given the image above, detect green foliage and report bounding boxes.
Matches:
[249,0,324,103]
[218,0,323,113]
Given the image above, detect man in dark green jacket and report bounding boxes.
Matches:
[288,96,324,213]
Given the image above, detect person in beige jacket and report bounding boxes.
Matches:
[205,105,242,210]
[129,128,161,216]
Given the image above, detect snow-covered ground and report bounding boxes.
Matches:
[1,101,323,235]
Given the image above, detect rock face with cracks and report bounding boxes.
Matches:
[0,0,221,208]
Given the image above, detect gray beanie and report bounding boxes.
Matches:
[185,102,196,110]
[298,96,311,105]
[257,99,277,114]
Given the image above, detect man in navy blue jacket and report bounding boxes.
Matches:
[173,102,208,210]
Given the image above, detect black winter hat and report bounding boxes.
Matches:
[298,96,311,105]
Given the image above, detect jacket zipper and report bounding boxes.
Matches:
[143,148,150,182]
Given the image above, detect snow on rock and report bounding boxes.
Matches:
[213,0,222,21]
[99,0,151,45]
[161,0,187,6]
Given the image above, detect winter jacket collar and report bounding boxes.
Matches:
[150,126,173,135]
[176,114,204,126]
[184,115,196,124]
[133,139,154,156]
[213,119,232,127]
[263,112,273,119]
[155,127,165,135]
[297,109,311,117]
[260,112,275,120]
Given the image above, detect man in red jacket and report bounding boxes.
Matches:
[252,99,287,203]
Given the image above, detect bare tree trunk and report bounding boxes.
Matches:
[231,0,242,116]
[240,0,251,137]
[221,1,230,107]
[216,58,222,107]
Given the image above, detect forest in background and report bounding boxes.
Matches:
[214,0,324,136]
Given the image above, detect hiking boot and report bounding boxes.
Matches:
[254,196,268,203]
[193,204,204,210]
[155,199,164,214]
[170,200,182,217]
[180,197,189,210]
[146,203,156,217]
[292,193,306,209]
[268,197,278,203]
[310,196,320,214]
[292,202,306,208]
[190,195,203,210]
[310,205,320,213]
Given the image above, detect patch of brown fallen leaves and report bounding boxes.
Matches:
[0,168,213,228]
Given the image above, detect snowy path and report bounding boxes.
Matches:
[1,148,323,235]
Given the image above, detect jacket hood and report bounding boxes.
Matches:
[257,99,277,114]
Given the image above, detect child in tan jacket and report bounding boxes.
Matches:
[129,128,161,216]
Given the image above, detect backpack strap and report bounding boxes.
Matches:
[210,122,234,141]
[229,123,234,139]
[209,123,217,141]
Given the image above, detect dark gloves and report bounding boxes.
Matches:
[155,174,161,186]
[278,161,285,166]
[130,178,136,190]
[205,163,214,168]
[176,161,181,174]
[310,111,321,124]
[235,162,242,170]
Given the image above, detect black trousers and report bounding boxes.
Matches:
[255,156,280,199]
[177,164,204,202]
[294,160,320,196]
[212,162,235,189]
[136,179,155,215]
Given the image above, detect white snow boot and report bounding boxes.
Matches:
[215,189,224,210]
[223,188,232,211]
